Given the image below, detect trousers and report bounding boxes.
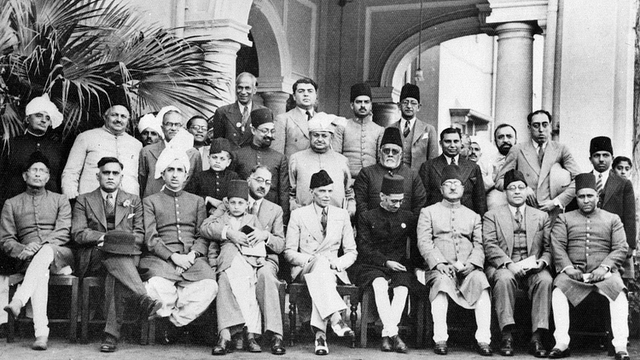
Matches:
[431,289,492,343]
[371,277,408,337]
[145,276,217,327]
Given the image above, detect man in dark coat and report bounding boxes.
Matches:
[72,157,162,352]
[549,173,629,360]
[419,127,487,215]
[588,136,636,280]
[354,127,426,219]
[350,174,415,353]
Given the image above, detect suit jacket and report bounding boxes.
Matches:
[284,204,357,284]
[272,108,312,159]
[389,119,439,171]
[496,141,581,208]
[201,199,285,271]
[71,189,144,277]
[600,172,636,249]
[419,154,487,215]
[483,204,551,271]
[210,102,266,150]
[138,141,202,198]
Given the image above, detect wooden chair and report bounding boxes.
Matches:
[287,283,358,348]
[6,273,79,343]
[80,276,152,344]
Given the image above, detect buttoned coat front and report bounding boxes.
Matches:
[389,118,438,171]
[210,102,267,150]
[272,108,311,159]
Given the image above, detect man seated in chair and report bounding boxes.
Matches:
[349,174,416,353]
[549,173,630,360]
[138,148,218,344]
[1,151,74,351]
[285,169,357,356]
[202,166,286,355]
[72,157,162,352]
[483,169,553,357]
[417,164,492,356]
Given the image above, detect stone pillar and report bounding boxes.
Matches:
[493,22,535,142]
[372,103,400,128]
[260,91,290,117]
[202,40,242,115]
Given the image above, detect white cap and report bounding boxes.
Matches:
[308,112,336,134]
[156,106,182,126]
[25,94,63,129]
[137,113,164,139]
[154,147,191,179]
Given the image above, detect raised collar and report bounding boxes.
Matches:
[439,199,461,209]
[161,186,183,197]
[25,187,46,196]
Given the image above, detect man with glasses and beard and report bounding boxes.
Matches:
[234,109,290,221]
[354,127,426,220]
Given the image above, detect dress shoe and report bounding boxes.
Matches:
[4,299,22,319]
[270,337,286,355]
[500,337,514,356]
[211,338,233,355]
[392,335,408,353]
[529,340,548,358]
[476,342,493,356]
[615,351,631,360]
[548,348,570,359]
[32,336,48,351]
[100,333,118,353]
[331,319,354,337]
[315,336,329,355]
[434,341,448,355]
[143,297,163,320]
[246,338,262,353]
[380,336,393,352]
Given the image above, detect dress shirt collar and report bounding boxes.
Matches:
[445,154,460,165]
[507,204,526,218]
[532,139,547,152]
[312,202,328,217]
[401,117,416,130]
[592,168,610,185]
[100,189,118,202]
[296,107,314,119]
[248,194,263,212]
[238,101,252,114]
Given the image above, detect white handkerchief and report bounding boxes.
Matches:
[241,242,267,257]
[516,255,538,271]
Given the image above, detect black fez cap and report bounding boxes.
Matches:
[504,169,527,188]
[441,164,462,185]
[23,151,50,172]
[400,83,420,102]
[310,169,333,189]
[210,138,234,159]
[590,136,613,156]
[251,108,274,129]
[381,127,402,148]
[575,173,597,192]
[227,180,248,201]
[350,83,372,102]
[381,174,405,195]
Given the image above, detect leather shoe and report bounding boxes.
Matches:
[270,337,286,355]
[4,299,22,319]
[529,340,548,358]
[476,342,493,356]
[246,338,262,353]
[32,336,48,351]
[315,336,329,356]
[615,351,630,360]
[392,335,408,353]
[100,333,118,353]
[434,341,448,355]
[331,319,354,337]
[548,348,570,359]
[380,336,393,352]
[211,338,233,355]
[500,337,514,356]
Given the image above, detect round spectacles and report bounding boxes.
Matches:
[506,184,527,191]
[250,177,272,186]
[381,148,401,155]
[189,125,207,131]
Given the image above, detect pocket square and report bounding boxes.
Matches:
[421,133,429,140]
[127,214,135,219]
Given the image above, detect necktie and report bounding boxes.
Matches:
[250,201,259,215]
[105,193,114,215]
[596,173,604,206]
[537,145,545,166]
[403,120,411,138]
[241,106,249,131]
[451,157,457,166]
[306,111,312,121]
[515,208,523,230]
[321,208,328,234]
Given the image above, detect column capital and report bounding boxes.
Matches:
[185,19,252,47]
[494,22,537,40]
[257,76,298,94]
[260,91,290,117]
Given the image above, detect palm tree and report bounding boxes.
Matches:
[0,0,225,144]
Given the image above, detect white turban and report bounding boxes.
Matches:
[308,112,336,134]
[156,106,182,126]
[137,113,164,139]
[25,94,63,129]
[154,128,194,179]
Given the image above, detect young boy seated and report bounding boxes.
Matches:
[201,180,273,355]
[185,138,239,213]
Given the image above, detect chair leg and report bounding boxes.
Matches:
[360,291,370,348]
[278,282,286,342]
[81,281,90,344]
[140,319,149,345]
[69,278,79,342]
[350,301,358,348]
[416,299,424,348]
[289,299,296,347]
[148,318,156,345]
[6,309,15,343]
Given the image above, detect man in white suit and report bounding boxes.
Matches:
[496,110,581,222]
[285,169,357,356]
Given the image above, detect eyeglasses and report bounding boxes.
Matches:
[401,100,419,107]
[506,184,527,191]
[256,128,276,135]
[442,180,462,187]
[163,122,182,128]
[530,122,550,130]
[250,177,272,186]
[189,125,207,131]
[27,167,49,175]
[381,148,401,155]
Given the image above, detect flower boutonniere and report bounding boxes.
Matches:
[121,199,132,208]
[120,199,135,219]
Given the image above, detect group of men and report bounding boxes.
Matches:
[0,73,636,360]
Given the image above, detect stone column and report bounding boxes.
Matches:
[493,22,535,142]
[202,40,242,115]
[372,103,400,128]
[260,91,290,117]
